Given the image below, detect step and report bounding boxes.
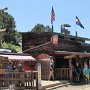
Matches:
[45,83,70,90]
[42,82,70,90]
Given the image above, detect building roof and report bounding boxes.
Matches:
[55,51,90,59]
[37,53,53,60]
[21,32,90,41]
[56,33,90,41]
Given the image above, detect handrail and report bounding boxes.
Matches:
[0,71,38,90]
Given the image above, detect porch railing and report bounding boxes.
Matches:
[55,68,69,80]
[0,71,38,90]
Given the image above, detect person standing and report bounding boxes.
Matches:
[16,63,23,72]
[48,60,54,80]
[83,64,89,81]
[6,62,13,72]
[75,62,81,82]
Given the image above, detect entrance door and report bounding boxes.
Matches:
[54,57,69,80]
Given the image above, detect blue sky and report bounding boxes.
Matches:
[0,0,90,39]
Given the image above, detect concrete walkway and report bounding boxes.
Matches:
[41,80,70,90]
[1,80,69,90]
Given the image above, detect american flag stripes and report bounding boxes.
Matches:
[51,6,55,24]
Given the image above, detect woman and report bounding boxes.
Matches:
[83,64,89,81]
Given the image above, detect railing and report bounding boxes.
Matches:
[0,71,38,90]
[55,68,69,80]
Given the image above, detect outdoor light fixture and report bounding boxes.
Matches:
[61,24,71,35]
[63,24,71,27]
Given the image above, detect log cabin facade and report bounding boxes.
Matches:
[22,32,90,81]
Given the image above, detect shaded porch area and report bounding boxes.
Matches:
[54,51,90,81]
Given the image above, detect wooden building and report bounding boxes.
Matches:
[22,31,90,81]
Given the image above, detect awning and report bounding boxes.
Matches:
[0,55,36,61]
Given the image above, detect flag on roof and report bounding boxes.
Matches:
[51,6,55,24]
[76,16,84,29]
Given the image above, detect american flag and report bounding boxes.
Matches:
[51,6,55,24]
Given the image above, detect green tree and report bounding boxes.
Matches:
[0,11,16,31]
[0,11,21,45]
[4,30,21,45]
[2,42,22,52]
[45,26,52,32]
[31,24,52,32]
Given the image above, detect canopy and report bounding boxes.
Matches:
[0,54,36,61]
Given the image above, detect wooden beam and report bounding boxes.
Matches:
[64,55,74,59]
[64,54,77,59]
[69,58,72,82]
[23,41,51,53]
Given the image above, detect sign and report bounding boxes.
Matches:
[51,35,58,45]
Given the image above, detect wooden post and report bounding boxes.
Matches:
[69,58,72,82]
[38,63,42,89]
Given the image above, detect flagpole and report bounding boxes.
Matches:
[52,24,54,58]
[51,6,55,80]
[51,6,55,60]
[75,26,77,41]
[51,23,55,80]
[75,16,77,41]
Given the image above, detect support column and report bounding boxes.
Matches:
[38,62,42,89]
[69,58,72,82]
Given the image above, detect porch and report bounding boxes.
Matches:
[55,68,69,80]
[54,51,90,81]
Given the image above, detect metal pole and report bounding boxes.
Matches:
[51,24,55,80]
[76,31,77,41]
[52,25,54,58]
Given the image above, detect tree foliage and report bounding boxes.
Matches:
[2,42,22,52]
[0,11,21,45]
[0,11,16,31]
[31,24,52,32]
[4,30,21,45]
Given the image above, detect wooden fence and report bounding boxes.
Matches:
[55,68,69,80]
[0,71,38,90]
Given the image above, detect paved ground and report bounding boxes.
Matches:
[42,80,68,86]
[0,80,68,90]
[3,80,90,90]
[53,83,90,90]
